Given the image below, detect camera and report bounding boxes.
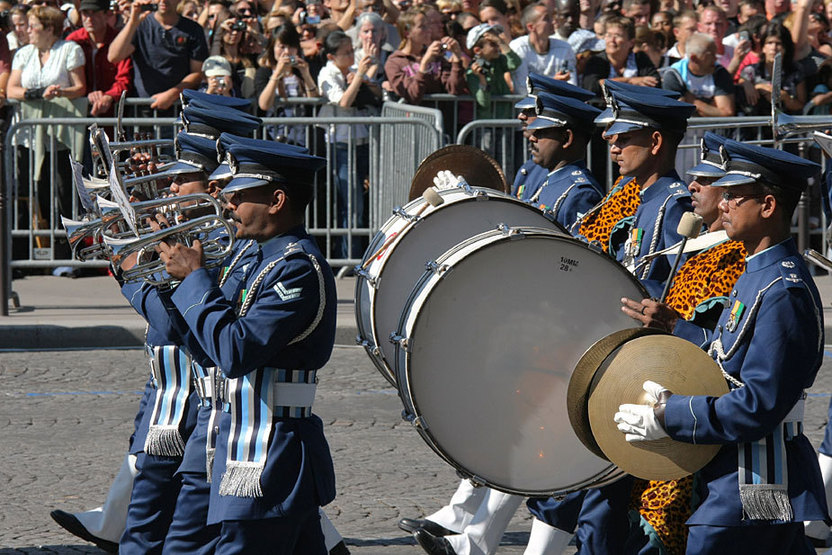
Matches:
[289,55,297,65]
[738,30,750,43]
[139,3,158,11]
[231,19,246,31]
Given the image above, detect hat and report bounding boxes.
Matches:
[223,139,326,194]
[515,72,595,110]
[210,133,309,181]
[687,132,728,178]
[599,89,695,136]
[594,80,681,125]
[712,138,820,191]
[527,91,603,131]
[466,23,502,50]
[568,29,605,55]
[182,89,252,111]
[202,56,233,77]
[180,104,261,139]
[79,0,109,11]
[162,132,221,176]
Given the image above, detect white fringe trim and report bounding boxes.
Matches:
[740,485,794,521]
[144,425,185,457]
[219,461,265,498]
[206,447,215,483]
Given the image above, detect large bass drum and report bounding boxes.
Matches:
[394,227,647,496]
[355,187,565,385]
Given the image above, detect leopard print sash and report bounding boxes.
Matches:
[575,176,641,253]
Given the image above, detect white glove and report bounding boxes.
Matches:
[613,381,671,442]
[432,170,462,190]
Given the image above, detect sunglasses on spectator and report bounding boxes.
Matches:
[237,7,252,14]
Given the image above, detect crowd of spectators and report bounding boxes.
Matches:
[0,0,827,127]
[2,0,832,267]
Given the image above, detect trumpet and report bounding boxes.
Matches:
[104,214,235,287]
[99,192,225,233]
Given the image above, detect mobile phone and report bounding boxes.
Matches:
[139,3,158,11]
[738,30,750,43]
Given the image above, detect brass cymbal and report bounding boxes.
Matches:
[567,327,665,459]
[409,145,508,201]
[587,334,729,481]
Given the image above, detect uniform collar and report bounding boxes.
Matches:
[546,159,586,179]
[639,170,683,202]
[259,225,309,258]
[744,237,796,272]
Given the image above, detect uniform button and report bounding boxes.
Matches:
[732,290,737,297]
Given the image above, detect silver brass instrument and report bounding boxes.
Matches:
[771,52,832,142]
[104,213,235,286]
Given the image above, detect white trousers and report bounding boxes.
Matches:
[444,489,523,555]
[427,479,488,533]
[523,517,573,555]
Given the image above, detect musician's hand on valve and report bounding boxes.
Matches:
[614,381,672,442]
[620,297,680,332]
[158,239,204,280]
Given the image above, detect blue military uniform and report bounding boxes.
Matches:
[524,91,603,229]
[661,140,827,553]
[531,86,696,554]
[512,74,596,202]
[170,140,336,554]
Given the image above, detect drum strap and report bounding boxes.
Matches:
[144,345,192,457]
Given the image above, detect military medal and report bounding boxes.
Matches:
[622,227,643,269]
[726,299,745,332]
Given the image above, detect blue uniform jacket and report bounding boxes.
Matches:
[512,158,549,202]
[171,226,338,523]
[613,172,692,297]
[664,238,827,526]
[529,161,603,229]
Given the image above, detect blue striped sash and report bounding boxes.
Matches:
[144,345,192,457]
[737,399,804,521]
[218,368,316,498]
[191,361,222,479]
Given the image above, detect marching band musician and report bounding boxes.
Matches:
[524,91,603,229]
[158,139,337,554]
[117,115,259,554]
[408,77,607,555]
[512,73,594,202]
[517,85,696,555]
[614,139,827,553]
[619,131,747,554]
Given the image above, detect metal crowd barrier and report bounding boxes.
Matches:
[1,114,442,310]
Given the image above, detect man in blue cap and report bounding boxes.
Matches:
[617,132,746,554]
[524,91,603,229]
[575,86,695,297]
[116,129,252,555]
[615,139,827,553]
[159,139,338,554]
[512,73,594,203]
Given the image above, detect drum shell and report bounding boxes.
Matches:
[395,227,646,496]
[355,188,565,385]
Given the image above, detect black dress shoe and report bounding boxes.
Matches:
[50,510,119,553]
[329,539,351,555]
[414,529,457,555]
[398,517,455,536]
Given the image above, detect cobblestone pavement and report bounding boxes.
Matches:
[1,346,831,554]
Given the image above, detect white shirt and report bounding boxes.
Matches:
[317,59,370,143]
[13,40,84,90]
[510,35,578,94]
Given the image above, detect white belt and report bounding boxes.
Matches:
[195,376,214,401]
[273,382,317,408]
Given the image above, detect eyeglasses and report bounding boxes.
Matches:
[721,190,766,206]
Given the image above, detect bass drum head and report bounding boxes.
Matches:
[397,228,646,495]
[356,188,565,386]
[409,145,508,201]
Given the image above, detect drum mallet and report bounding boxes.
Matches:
[659,211,703,303]
[361,187,445,269]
